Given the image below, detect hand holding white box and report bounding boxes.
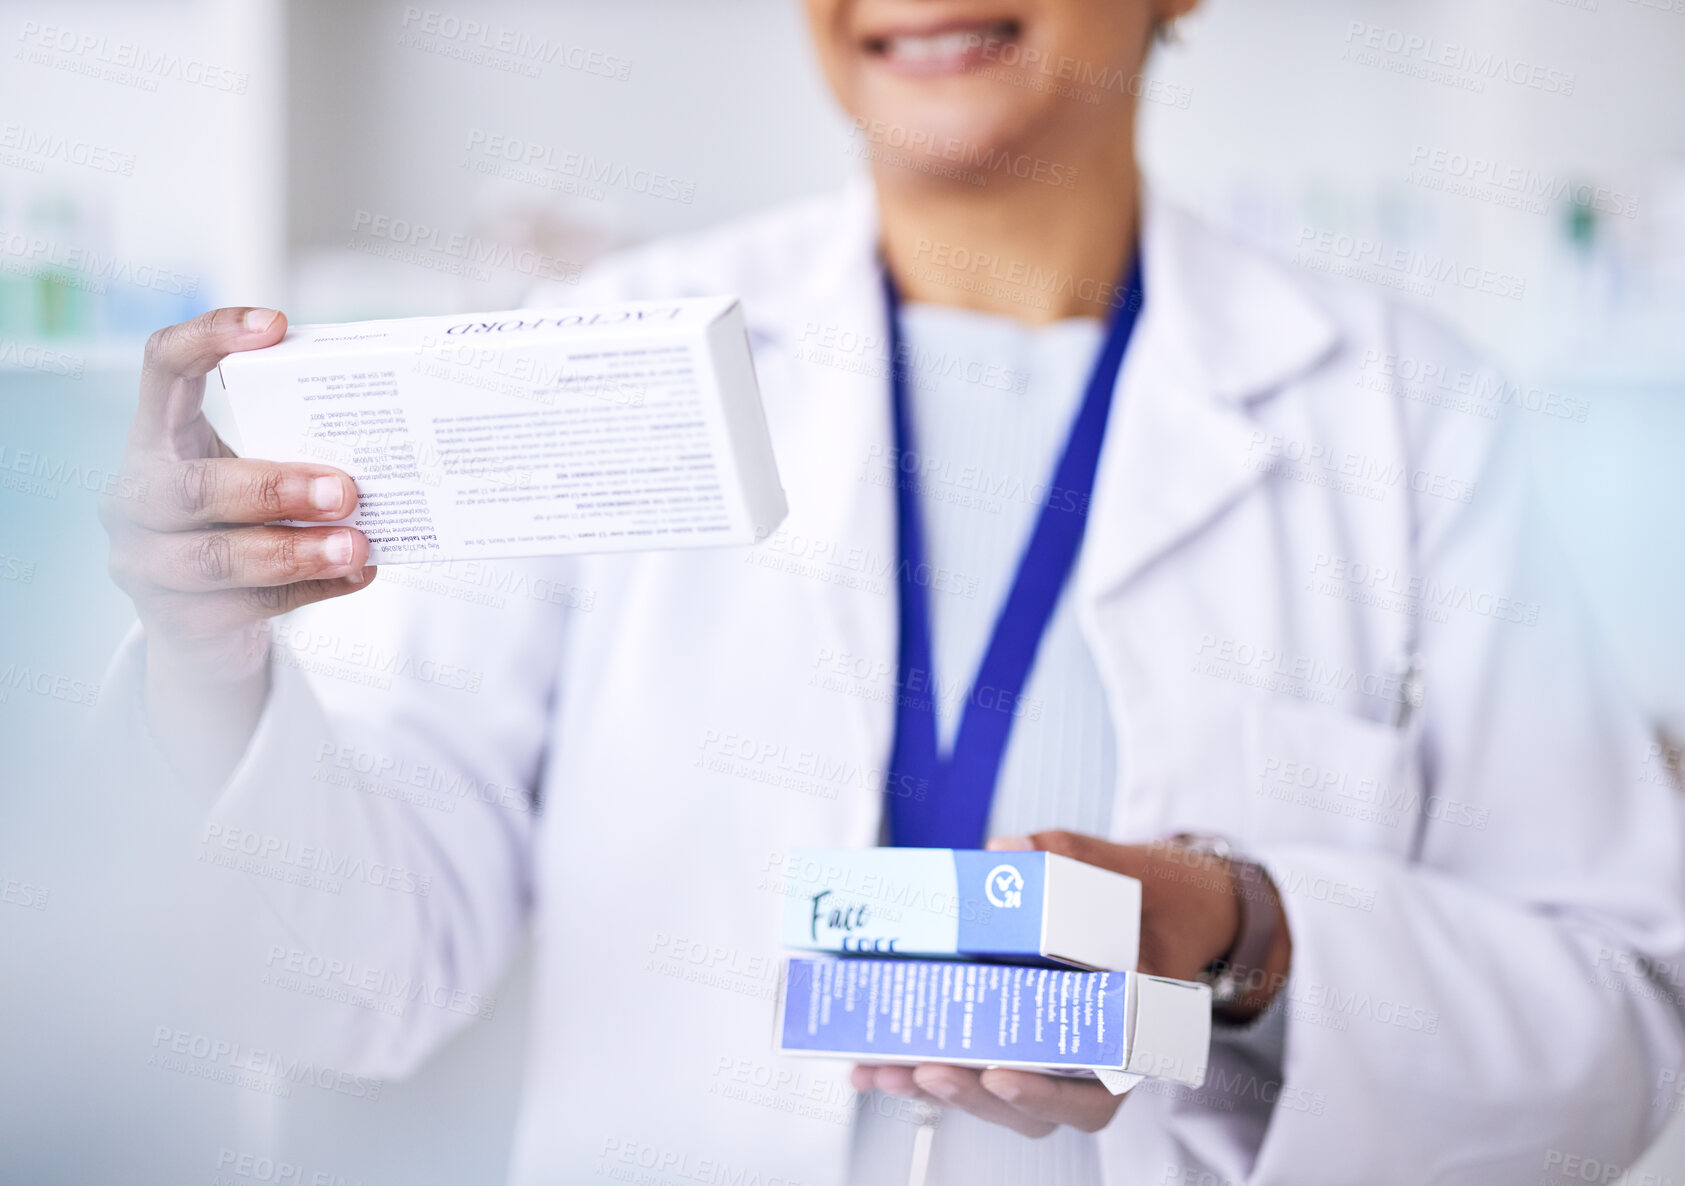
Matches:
[215,298,786,564]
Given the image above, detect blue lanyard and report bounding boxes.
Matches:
[883,253,1144,849]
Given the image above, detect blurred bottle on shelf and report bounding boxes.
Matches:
[0,181,29,336]
[0,175,206,352]
[28,186,97,340]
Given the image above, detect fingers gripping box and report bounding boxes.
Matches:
[775,957,1211,1094]
[778,848,1142,971]
[214,297,787,564]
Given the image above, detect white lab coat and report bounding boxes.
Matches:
[106,180,1685,1185]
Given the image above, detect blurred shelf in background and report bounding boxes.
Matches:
[0,0,286,360]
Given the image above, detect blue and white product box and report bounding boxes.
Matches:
[775,957,1210,1094]
[777,848,1142,971]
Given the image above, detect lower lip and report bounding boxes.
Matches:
[866,28,1018,77]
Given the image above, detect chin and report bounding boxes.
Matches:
[851,79,1046,174]
[812,0,1144,186]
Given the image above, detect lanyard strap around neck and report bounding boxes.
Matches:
[883,254,1144,849]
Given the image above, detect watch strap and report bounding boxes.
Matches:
[1217,856,1278,1004]
[1170,833,1281,1012]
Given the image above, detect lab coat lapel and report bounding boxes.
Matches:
[757,182,900,827]
[1077,196,1340,605]
[744,187,1343,833]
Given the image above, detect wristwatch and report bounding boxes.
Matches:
[1171,833,1281,1013]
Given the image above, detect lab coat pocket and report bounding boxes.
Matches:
[1239,695,1424,859]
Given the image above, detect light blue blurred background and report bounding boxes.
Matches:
[2,1,1683,1182]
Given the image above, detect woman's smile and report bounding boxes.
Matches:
[861,16,1024,76]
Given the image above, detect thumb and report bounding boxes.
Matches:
[134,307,287,455]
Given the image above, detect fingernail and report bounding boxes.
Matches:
[985,1079,1021,1103]
[244,307,280,332]
[986,836,1032,852]
[309,476,344,512]
[323,530,354,567]
[923,1078,958,1101]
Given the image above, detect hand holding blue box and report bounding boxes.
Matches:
[778,847,1143,970]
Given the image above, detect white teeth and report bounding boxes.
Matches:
[886,30,979,60]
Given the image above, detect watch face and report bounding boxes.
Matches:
[1208,971,1243,1009]
[1197,962,1234,1006]
[1171,831,1232,858]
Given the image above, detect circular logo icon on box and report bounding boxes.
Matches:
[985,864,1025,909]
